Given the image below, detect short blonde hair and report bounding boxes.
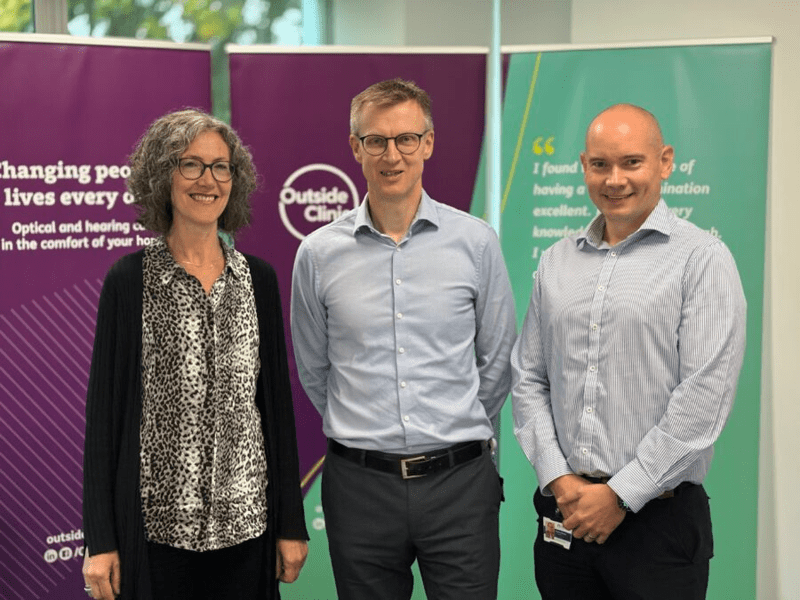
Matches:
[350,78,433,135]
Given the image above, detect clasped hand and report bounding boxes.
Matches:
[549,474,626,545]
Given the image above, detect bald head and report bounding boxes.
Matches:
[580,103,674,245]
[585,104,665,152]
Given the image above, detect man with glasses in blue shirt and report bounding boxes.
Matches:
[291,78,516,599]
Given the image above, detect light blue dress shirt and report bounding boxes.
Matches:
[291,191,517,453]
[511,200,746,511]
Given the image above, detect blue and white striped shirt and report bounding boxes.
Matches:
[511,200,746,511]
[292,191,517,453]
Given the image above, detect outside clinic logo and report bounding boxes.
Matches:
[279,163,360,241]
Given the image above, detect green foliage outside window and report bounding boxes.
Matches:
[0,0,33,32]
[67,0,302,122]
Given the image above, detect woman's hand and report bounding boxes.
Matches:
[275,538,308,583]
[83,550,121,599]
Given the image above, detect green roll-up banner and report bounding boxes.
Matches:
[472,41,771,599]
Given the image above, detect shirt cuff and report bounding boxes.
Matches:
[607,460,663,512]
[534,450,573,497]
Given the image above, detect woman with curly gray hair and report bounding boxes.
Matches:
[82,109,308,600]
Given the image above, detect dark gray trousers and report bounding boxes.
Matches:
[322,443,503,600]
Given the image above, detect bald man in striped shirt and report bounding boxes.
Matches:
[511,104,746,600]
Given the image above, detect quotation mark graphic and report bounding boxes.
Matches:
[532,136,555,155]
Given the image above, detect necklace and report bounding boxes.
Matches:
[176,256,223,269]
[167,240,224,269]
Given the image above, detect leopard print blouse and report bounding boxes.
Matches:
[139,237,268,551]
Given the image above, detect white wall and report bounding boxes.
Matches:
[570,5,799,599]
[332,0,571,46]
[332,0,407,45]
[331,1,799,598]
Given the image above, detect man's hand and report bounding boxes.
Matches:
[548,473,589,520]
[549,475,626,544]
[83,550,121,599]
[276,539,308,583]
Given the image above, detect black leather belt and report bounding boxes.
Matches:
[328,439,488,480]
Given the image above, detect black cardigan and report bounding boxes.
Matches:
[83,250,308,599]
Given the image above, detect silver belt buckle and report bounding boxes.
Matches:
[400,455,427,479]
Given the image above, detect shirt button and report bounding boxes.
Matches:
[598,285,605,291]
[403,415,409,422]
[582,448,588,455]
[397,312,403,319]
[589,365,597,372]
[611,251,617,257]
[395,278,402,285]
[586,407,593,413]
[400,381,407,388]
[399,347,405,354]
[591,323,598,331]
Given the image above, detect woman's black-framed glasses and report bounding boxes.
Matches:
[177,158,235,182]
[358,131,428,156]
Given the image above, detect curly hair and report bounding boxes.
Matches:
[127,108,258,235]
[350,78,433,135]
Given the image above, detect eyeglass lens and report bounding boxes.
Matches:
[362,133,423,156]
[178,159,234,182]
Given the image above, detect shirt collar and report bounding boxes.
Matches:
[222,238,247,280]
[577,199,674,249]
[353,189,439,237]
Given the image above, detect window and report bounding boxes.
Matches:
[0,0,34,32]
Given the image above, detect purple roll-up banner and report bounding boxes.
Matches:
[0,34,210,600]
[228,47,488,492]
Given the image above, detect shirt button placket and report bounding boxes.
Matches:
[393,245,410,441]
[581,251,616,471]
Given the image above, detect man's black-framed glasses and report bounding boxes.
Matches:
[358,131,428,156]
[177,158,235,182]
